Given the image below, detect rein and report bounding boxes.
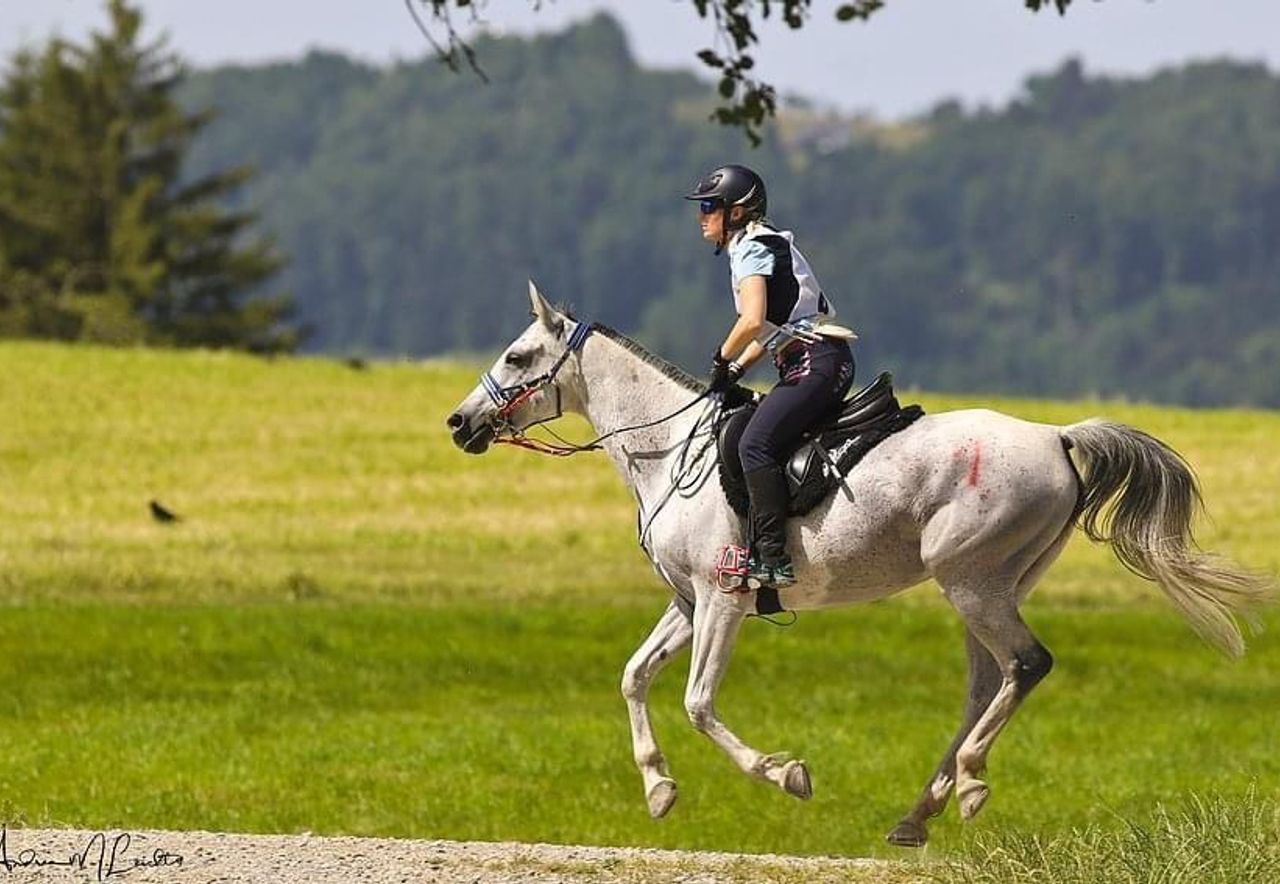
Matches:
[635,400,721,556]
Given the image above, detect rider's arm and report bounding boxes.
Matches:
[718,275,768,365]
[734,340,767,372]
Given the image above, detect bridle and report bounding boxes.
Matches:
[480,320,592,445]
[477,320,712,457]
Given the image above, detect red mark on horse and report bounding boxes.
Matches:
[968,443,982,488]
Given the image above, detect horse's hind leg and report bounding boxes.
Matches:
[889,519,1073,845]
[621,601,693,818]
[945,586,1054,821]
[886,629,1000,847]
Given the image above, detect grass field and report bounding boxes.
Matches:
[1,341,1278,868]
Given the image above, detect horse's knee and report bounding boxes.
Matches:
[1012,642,1053,691]
[684,697,713,732]
[621,666,646,703]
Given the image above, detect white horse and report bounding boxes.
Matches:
[446,283,1272,847]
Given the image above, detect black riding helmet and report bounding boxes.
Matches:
[685,164,768,218]
[685,164,768,253]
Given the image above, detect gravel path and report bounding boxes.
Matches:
[0,828,915,883]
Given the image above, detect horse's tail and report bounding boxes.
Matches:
[1062,419,1275,657]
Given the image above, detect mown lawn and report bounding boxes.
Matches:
[0,341,1277,863]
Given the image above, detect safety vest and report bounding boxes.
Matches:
[728,222,836,350]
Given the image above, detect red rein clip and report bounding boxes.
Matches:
[496,386,541,424]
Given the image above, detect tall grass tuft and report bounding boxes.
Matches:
[937,791,1280,884]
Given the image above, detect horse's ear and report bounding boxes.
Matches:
[527,280,563,333]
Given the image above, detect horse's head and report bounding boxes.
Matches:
[446,281,588,454]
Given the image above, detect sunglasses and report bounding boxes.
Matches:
[698,199,723,215]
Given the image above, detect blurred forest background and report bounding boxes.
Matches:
[6,8,1280,406]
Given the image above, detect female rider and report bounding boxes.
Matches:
[686,164,854,589]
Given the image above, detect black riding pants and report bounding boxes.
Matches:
[738,336,855,474]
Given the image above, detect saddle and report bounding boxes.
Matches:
[717,372,925,518]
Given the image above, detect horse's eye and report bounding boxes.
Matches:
[505,350,529,368]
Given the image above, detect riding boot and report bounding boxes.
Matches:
[744,465,796,588]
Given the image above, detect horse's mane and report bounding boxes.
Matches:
[582,320,706,394]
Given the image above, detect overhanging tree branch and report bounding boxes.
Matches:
[408,0,1077,143]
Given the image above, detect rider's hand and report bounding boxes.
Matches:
[708,351,741,393]
[720,381,755,410]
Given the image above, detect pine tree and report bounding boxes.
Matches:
[0,0,297,351]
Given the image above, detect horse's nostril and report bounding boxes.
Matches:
[446,412,466,430]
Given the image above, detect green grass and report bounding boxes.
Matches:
[939,792,1280,883]
[3,601,1278,859]
[1,341,1279,867]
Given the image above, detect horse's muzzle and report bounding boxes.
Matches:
[447,412,495,454]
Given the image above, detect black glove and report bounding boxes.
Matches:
[708,351,743,394]
[720,382,756,410]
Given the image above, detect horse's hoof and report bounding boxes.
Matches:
[782,760,813,800]
[958,781,990,820]
[647,778,678,819]
[885,820,928,848]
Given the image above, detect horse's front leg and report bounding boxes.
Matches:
[684,588,812,800]
[621,601,693,818]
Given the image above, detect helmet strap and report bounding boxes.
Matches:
[717,204,752,255]
[714,204,730,255]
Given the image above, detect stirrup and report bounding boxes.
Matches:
[715,544,750,591]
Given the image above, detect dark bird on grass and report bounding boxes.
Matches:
[149,500,181,524]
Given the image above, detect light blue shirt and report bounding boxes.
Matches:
[729,238,776,284]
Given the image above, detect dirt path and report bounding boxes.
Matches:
[0,828,918,883]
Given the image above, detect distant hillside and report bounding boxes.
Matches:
[181,16,1280,407]
[180,15,764,359]
[793,59,1280,408]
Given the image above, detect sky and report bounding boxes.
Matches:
[1,1,1278,119]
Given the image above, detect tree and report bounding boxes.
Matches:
[178,31,1280,406]
[407,0,1076,143]
[0,0,298,351]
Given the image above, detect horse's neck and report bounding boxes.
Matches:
[575,336,707,497]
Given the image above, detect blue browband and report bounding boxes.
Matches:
[481,321,593,408]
